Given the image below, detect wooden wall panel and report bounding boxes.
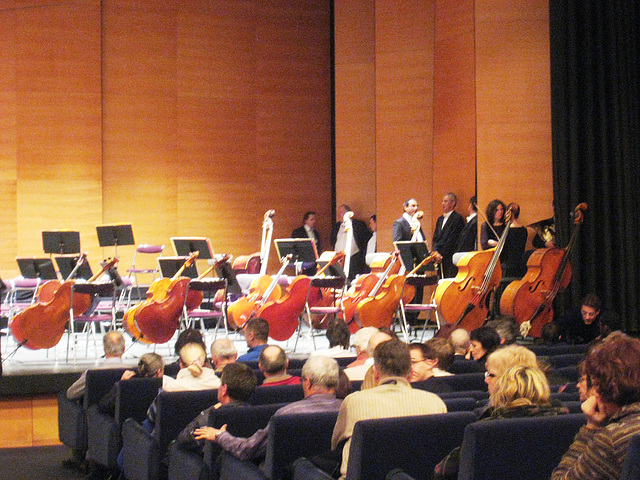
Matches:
[375,0,436,252]
[0,1,101,275]
[334,0,376,223]
[475,0,553,226]
[432,0,477,225]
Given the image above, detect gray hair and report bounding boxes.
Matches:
[103,330,125,357]
[211,338,237,359]
[301,355,339,390]
[351,327,378,351]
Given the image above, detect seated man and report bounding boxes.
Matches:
[259,345,301,386]
[210,337,238,374]
[237,317,269,362]
[344,330,392,382]
[176,363,258,455]
[331,339,447,478]
[194,355,343,461]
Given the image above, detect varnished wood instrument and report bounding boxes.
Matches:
[227,254,289,330]
[123,252,198,344]
[10,256,118,350]
[184,254,231,311]
[434,205,516,336]
[500,203,587,337]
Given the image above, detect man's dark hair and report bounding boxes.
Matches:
[326,318,350,349]
[582,293,602,311]
[469,196,478,212]
[220,363,257,402]
[302,211,316,223]
[174,328,206,356]
[374,339,411,378]
[259,346,288,375]
[245,317,269,342]
[423,337,455,371]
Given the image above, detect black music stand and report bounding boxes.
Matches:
[42,231,81,255]
[171,237,214,260]
[55,255,93,281]
[274,238,318,274]
[158,256,199,279]
[16,257,59,280]
[393,241,433,274]
[96,224,135,258]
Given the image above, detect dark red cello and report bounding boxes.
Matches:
[500,203,587,337]
[123,252,198,344]
[10,256,118,350]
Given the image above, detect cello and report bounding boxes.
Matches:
[500,203,587,337]
[123,252,198,344]
[434,204,516,336]
[355,251,439,330]
[232,210,275,274]
[184,254,231,311]
[258,251,345,341]
[10,256,118,350]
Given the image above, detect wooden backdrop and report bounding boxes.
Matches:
[0,0,333,278]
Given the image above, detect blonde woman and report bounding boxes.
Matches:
[163,342,221,391]
[435,365,567,480]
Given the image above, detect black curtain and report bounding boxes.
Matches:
[549,0,640,332]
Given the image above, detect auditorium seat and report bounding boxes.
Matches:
[249,384,305,405]
[457,413,587,480]
[620,433,640,480]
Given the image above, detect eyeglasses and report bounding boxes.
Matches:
[411,358,426,364]
[484,371,496,378]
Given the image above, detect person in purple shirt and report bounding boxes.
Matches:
[236,317,270,363]
[193,355,343,461]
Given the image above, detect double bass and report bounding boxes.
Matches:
[232,210,275,274]
[11,256,118,350]
[123,252,198,344]
[434,204,516,335]
[500,203,587,337]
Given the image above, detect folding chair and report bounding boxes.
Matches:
[397,273,440,341]
[182,278,228,337]
[123,244,164,308]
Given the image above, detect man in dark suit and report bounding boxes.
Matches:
[432,193,465,278]
[291,211,321,253]
[330,204,371,279]
[456,195,478,253]
[392,198,425,242]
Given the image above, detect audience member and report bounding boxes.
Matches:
[237,317,270,362]
[310,318,353,358]
[424,337,455,376]
[164,328,209,378]
[485,316,520,345]
[449,328,484,374]
[552,333,640,479]
[483,345,539,405]
[435,365,567,479]
[469,326,501,367]
[537,322,563,346]
[210,338,238,373]
[66,330,129,400]
[554,294,603,345]
[98,352,165,416]
[194,356,342,461]
[344,330,392,381]
[330,339,447,478]
[258,345,301,386]
[163,342,221,392]
[177,363,258,455]
[344,326,378,368]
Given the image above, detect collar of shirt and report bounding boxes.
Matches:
[467,212,477,222]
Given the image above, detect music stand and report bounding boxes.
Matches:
[96,224,135,257]
[158,256,199,279]
[42,231,81,255]
[316,251,346,278]
[274,238,318,274]
[55,255,93,281]
[16,257,59,280]
[171,237,214,260]
[393,241,433,274]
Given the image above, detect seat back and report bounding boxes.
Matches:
[264,411,340,480]
[84,368,129,409]
[620,433,640,480]
[546,353,585,368]
[457,413,587,480]
[347,412,477,480]
[414,373,487,393]
[249,384,305,405]
[442,397,477,412]
[116,377,163,423]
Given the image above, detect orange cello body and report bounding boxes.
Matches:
[342,274,380,333]
[123,277,191,344]
[499,248,571,338]
[258,275,312,341]
[227,275,282,330]
[434,249,502,332]
[354,274,406,329]
[10,281,75,350]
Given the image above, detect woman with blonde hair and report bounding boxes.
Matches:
[435,365,567,479]
[163,342,221,391]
